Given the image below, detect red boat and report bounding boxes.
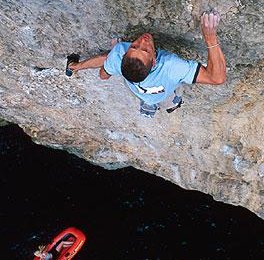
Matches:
[33,227,86,260]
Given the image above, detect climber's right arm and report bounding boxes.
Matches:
[196,11,226,85]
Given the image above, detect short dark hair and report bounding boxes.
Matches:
[121,54,152,83]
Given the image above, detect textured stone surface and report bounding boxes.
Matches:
[0,0,264,219]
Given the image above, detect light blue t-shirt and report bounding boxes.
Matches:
[104,42,200,105]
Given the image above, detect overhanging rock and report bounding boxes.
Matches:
[0,0,264,219]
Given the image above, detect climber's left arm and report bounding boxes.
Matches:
[196,11,226,85]
[99,66,112,80]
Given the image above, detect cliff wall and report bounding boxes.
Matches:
[0,0,264,219]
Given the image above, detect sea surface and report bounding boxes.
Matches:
[1,124,264,260]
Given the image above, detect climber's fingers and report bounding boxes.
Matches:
[212,10,220,28]
[201,10,220,31]
[209,13,214,29]
[203,12,209,28]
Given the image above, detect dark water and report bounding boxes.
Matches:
[1,124,264,260]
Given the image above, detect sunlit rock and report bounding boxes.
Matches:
[0,0,263,219]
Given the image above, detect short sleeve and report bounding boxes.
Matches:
[166,54,200,84]
[103,42,129,76]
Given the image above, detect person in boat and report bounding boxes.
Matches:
[34,245,53,260]
[34,240,74,259]
[69,10,226,118]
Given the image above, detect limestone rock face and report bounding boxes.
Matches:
[0,0,264,219]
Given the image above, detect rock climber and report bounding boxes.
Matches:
[68,10,226,118]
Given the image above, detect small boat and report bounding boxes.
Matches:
[33,227,86,260]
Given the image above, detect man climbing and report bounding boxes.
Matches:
[69,10,226,118]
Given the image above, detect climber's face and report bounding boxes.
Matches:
[126,33,156,67]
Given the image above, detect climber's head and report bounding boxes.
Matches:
[121,33,156,83]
